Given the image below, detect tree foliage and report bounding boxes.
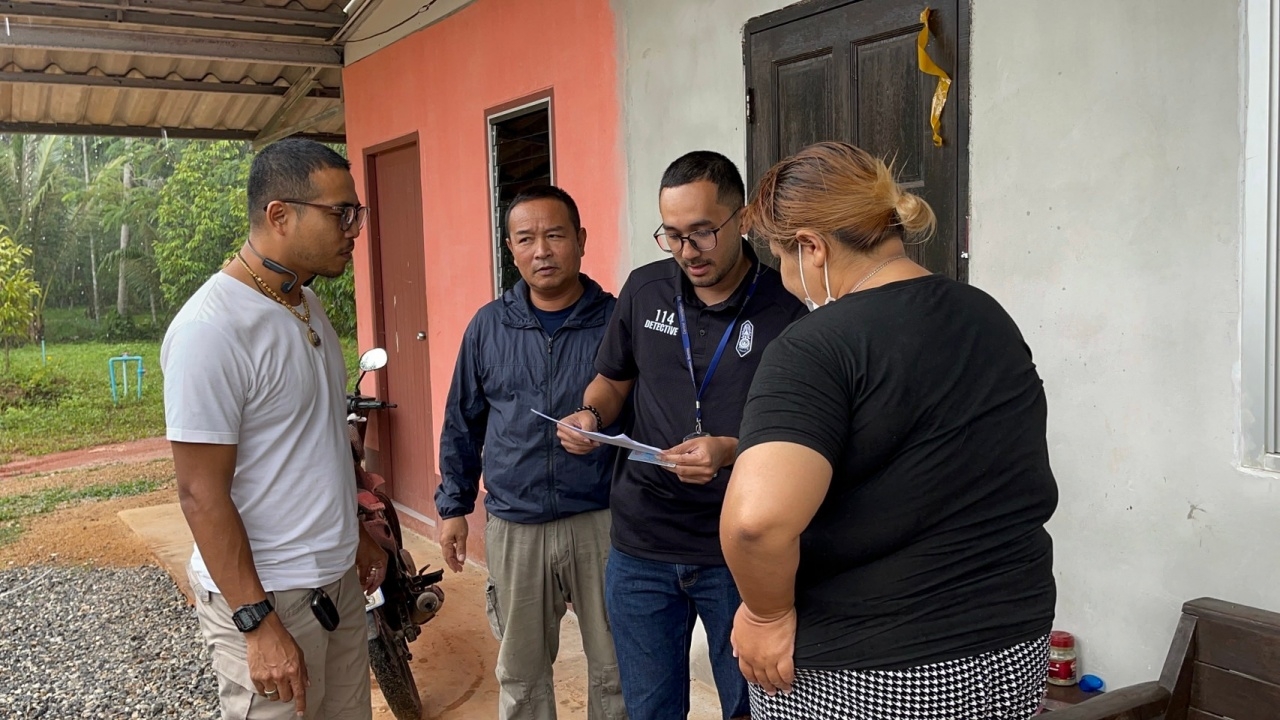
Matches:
[155,140,251,308]
[0,135,357,344]
[0,228,42,372]
[311,267,356,337]
[80,139,177,320]
[0,136,75,315]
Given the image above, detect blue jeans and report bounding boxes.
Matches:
[605,548,750,720]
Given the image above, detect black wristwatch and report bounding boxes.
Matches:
[232,598,274,633]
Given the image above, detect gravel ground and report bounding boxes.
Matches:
[0,565,219,719]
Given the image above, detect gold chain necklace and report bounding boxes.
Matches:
[235,253,321,347]
[851,255,908,293]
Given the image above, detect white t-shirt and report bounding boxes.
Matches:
[161,272,358,593]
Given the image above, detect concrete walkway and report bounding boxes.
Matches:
[119,503,725,719]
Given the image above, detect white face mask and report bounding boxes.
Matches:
[797,243,835,312]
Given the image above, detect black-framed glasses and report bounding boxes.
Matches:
[653,207,742,253]
[273,200,369,232]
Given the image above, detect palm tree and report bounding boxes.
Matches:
[0,135,75,325]
[73,138,175,323]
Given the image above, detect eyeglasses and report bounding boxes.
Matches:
[653,207,742,253]
[273,200,369,232]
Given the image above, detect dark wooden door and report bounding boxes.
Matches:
[367,142,437,520]
[746,0,967,280]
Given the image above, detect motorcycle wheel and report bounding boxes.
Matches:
[369,609,423,720]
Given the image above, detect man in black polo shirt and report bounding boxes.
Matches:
[560,151,807,720]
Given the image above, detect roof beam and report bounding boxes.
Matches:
[0,23,343,67]
[255,67,323,139]
[0,121,345,145]
[330,0,388,43]
[253,105,345,149]
[0,2,334,39]
[0,70,342,99]
[28,0,347,27]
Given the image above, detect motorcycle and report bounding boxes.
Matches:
[348,348,445,720]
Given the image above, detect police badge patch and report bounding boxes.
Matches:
[736,320,754,358]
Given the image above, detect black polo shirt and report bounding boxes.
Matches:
[596,242,808,565]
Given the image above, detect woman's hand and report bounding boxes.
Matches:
[732,603,797,696]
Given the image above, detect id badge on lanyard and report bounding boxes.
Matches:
[673,265,761,441]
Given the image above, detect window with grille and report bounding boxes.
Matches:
[489,101,553,296]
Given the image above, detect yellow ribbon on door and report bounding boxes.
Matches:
[916,7,952,147]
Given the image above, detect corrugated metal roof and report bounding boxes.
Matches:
[0,0,355,144]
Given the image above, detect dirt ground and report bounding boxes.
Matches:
[0,459,178,567]
[0,436,171,479]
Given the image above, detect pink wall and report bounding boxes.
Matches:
[342,0,622,524]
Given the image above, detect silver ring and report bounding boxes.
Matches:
[264,689,279,698]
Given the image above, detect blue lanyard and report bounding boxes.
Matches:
[674,265,762,436]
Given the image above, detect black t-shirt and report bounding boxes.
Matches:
[738,274,1058,670]
[596,242,808,565]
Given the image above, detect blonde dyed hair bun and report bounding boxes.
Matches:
[747,141,936,252]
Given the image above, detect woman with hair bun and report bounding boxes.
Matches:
[722,141,1058,719]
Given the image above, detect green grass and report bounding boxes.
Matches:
[1,333,360,463]
[0,521,21,545]
[38,307,140,344]
[0,341,166,462]
[0,477,166,522]
[341,340,359,380]
[39,307,101,343]
[0,477,167,546]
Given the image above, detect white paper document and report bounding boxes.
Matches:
[531,409,676,467]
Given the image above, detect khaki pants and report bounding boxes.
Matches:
[485,509,627,720]
[189,563,372,720]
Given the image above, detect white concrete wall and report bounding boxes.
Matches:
[970,0,1279,687]
[615,0,1280,691]
[613,0,796,270]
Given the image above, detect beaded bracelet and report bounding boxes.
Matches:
[575,405,603,433]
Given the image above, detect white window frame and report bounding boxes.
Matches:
[486,98,555,299]
[1240,0,1280,470]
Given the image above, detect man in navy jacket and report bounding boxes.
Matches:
[436,186,624,720]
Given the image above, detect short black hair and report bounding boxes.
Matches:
[660,150,745,209]
[504,185,582,236]
[247,138,351,226]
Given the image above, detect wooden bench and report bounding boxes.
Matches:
[1048,598,1280,720]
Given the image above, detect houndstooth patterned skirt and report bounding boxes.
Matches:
[749,635,1050,720]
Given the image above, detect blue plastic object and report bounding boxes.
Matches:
[1079,674,1105,693]
[108,355,145,404]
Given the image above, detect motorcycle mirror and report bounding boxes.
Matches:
[358,348,388,372]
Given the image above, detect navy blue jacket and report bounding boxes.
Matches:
[435,275,617,524]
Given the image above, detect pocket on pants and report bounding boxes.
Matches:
[484,580,504,641]
[593,662,627,720]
